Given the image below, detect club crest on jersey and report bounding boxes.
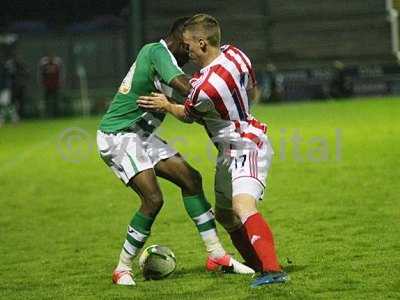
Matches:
[119,63,136,94]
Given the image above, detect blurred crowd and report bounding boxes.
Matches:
[257,61,354,104]
[0,40,64,126]
[0,36,357,127]
[0,50,27,126]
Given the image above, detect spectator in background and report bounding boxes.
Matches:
[6,52,29,118]
[262,63,284,102]
[38,53,64,117]
[329,60,353,99]
[0,55,19,126]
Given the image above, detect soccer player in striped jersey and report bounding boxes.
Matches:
[97,17,253,286]
[138,14,288,287]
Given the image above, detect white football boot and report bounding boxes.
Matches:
[112,269,136,286]
[206,254,255,274]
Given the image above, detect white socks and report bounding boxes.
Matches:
[116,249,134,271]
[202,229,226,259]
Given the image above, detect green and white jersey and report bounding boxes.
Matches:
[99,39,184,133]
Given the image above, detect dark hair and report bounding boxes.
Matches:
[167,16,191,40]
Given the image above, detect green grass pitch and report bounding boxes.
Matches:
[0,97,399,299]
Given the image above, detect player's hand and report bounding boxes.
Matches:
[138,92,170,113]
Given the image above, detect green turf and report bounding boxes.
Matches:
[1,97,399,299]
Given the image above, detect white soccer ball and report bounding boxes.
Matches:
[138,244,176,280]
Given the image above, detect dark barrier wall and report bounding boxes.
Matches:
[3,1,400,117]
[9,31,126,116]
[17,31,126,94]
[142,0,399,70]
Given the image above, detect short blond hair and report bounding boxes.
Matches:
[184,14,221,47]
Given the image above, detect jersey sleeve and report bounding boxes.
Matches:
[236,47,257,89]
[183,86,213,121]
[150,45,184,84]
[223,44,257,89]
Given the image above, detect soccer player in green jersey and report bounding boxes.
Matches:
[97,17,254,285]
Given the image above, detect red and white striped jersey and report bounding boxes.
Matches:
[184,45,266,150]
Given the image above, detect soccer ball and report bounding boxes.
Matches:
[138,245,176,280]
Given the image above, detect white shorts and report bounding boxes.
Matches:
[214,136,274,209]
[96,130,177,184]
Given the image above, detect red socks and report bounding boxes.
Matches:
[243,212,281,272]
[229,226,262,271]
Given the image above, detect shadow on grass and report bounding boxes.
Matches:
[283,264,307,273]
[174,265,208,277]
[173,263,308,276]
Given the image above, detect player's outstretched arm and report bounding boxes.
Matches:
[248,86,261,104]
[138,93,192,123]
[170,74,192,96]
